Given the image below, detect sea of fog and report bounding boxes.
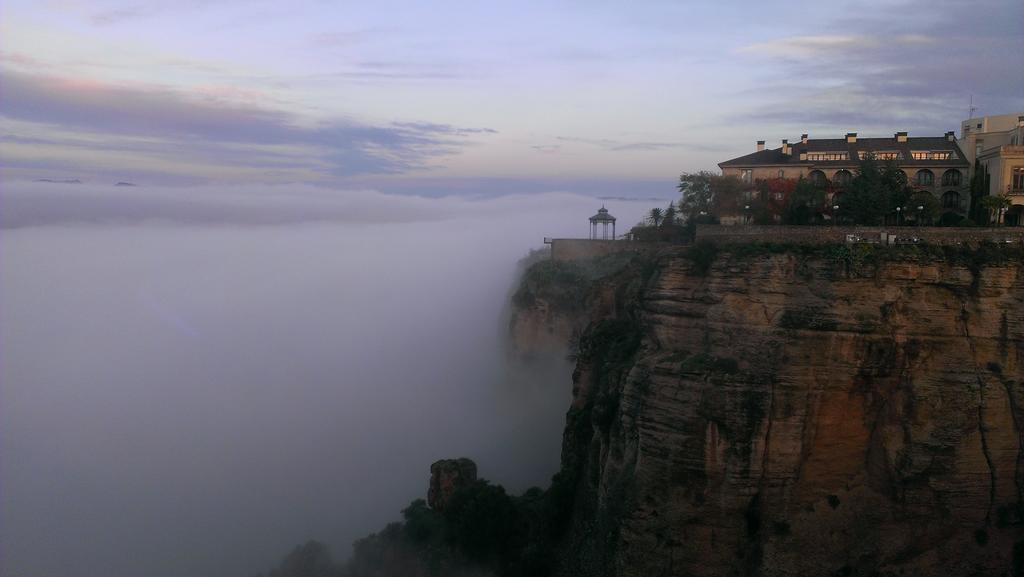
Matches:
[0,183,653,577]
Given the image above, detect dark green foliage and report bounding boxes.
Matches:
[782,178,827,225]
[688,240,719,275]
[987,362,1003,375]
[679,353,739,375]
[772,520,792,536]
[712,241,1024,278]
[264,541,342,577]
[973,528,989,546]
[779,309,837,331]
[839,157,915,225]
[969,159,991,224]
[512,253,638,310]
[511,260,589,309]
[1014,540,1024,577]
[745,493,762,537]
[827,495,841,509]
[284,474,577,577]
[402,499,442,544]
[442,481,525,565]
[579,319,643,369]
[996,503,1024,528]
[628,223,690,242]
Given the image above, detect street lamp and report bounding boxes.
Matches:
[896,206,902,227]
[833,204,840,225]
[744,204,751,225]
[917,205,924,227]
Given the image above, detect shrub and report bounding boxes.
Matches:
[779,309,837,331]
[688,240,719,275]
[442,480,525,563]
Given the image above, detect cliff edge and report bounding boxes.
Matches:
[539,243,1024,576]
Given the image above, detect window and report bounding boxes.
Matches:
[941,169,962,186]
[741,169,752,184]
[911,151,953,160]
[977,123,983,129]
[808,170,827,186]
[778,169,784,178]
[916,169,934,186]
[942,191,961,210]
[806,152,848,161]
[833,170,853,186]
[1013,167,1024,192]
[859,151,901,160]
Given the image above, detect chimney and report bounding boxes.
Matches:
[781,139,790,155]
[945,131,955,142]
[756,140,765,152]
[801,133,809,144]
[846,132,857,143]
[895,131,908,143]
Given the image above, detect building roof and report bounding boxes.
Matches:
[719,136,969,169]
[589,206,616,222]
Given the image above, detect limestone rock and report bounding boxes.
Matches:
[529,247,1024,576]
[428,458,477,512]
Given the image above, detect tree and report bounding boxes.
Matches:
[677,171,715,222]
[647,207,664,226]
[708,175,746,220]
[906,191,941,226]
[979,194,1011,226]
[783,178,827,225]
[662,202,678,226]
[756,178,797,222]
[968,160,990,223]
[842,157,913,225]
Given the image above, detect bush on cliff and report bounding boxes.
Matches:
[688,240,720,275]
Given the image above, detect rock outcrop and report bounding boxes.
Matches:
[522,245,1024,576]
[428,458,478,513]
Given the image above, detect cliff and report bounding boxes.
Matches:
[507,252,640,362]
[541,243,1024,576]
[261,243,1024,577]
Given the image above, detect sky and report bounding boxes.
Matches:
[1,0,1021,198]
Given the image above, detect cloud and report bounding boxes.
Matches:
[555,136,727,153]
[737,34,935,59]
[91,5,155,25]
[0,69,495,181]
[730,0,1024,133]
[530,144,561,154]
[1,184,658,577]
[0,180,657,229]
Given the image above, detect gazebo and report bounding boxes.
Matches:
[589,206,616,240]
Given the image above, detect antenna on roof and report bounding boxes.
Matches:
[969,94,977,119]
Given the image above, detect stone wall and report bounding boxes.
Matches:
[695,224,1024,245]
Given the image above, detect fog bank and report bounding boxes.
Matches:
[0,183,652,577]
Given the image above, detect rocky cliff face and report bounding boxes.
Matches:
[531,245,1024,576]
[507,254,640,362]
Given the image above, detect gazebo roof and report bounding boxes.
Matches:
[589,206,616,222]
